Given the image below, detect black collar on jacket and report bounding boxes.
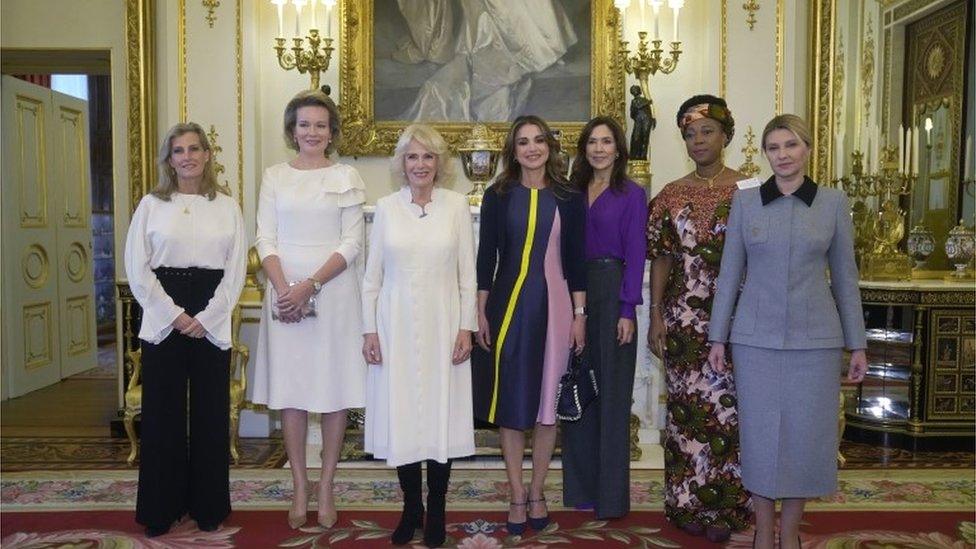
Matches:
[760,175,818,207]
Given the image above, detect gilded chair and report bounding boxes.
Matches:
[123,305,249,466]
[228,307,249,465]
[123,349,143,466]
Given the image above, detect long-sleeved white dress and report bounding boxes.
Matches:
[252,162,367,412]
[362,188,478,466]
[124,192,247,349]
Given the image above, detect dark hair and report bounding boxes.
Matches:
[570,116,629,193]
[283,88,341,155]
[676,94,735,144]
[493,115,572,195]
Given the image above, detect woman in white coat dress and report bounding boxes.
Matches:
[252,89,367,530]
[362,124,477,548]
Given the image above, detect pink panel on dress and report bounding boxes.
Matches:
[536,209,572,425]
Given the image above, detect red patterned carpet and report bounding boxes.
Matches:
[2,509,974,548]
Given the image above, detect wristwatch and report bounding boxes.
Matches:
[307,277,322,293]
[574,306,587,317]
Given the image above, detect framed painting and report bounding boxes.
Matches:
[338,0,625,156]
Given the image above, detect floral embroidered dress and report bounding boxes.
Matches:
[647,177,751,530]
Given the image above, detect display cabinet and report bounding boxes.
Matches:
[845,280,975,449]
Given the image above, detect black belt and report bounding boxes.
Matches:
[153,266,224,279]
[587,257,623,265]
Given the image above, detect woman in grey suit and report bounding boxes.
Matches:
[707,114,868,549]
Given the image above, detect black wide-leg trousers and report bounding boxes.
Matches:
[561,259,637,519]
[135,267,231,529]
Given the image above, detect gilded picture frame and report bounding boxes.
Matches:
[338,0,626,156]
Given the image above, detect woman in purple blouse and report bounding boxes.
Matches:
[561,116,648,519]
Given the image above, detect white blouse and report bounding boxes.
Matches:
[124,192,248,349]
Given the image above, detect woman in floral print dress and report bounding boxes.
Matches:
[646,95,753,542]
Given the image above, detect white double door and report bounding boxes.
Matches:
[1,75,97,399]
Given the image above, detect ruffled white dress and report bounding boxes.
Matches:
[251,162,367,412]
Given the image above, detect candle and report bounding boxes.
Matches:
[898,125,905,175]
[905,127,912,174]
[673,7,680,41]
[668,0,683,41]
[874,126,881,172]
[310,0,316,31]
[638,0,646,33]
[965,135,973,179]
[324,0,336,38]
[272,0,286,37]
[924,117,933,147]
[912,126,919,176]
[651,0,661,39]
[293,0,306,37]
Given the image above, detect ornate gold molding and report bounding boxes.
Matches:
[743,0,760,30]
[203,0,220,27]
[338,0,625,156]
[235,0,243,209]
[206,124,229,192]
[832,31,845,135]
[775,0,784,114]
[738,126,761,177]
[179,0,187,122]
[720,0,728,97]
[125,0,158,212]
[860,17,875,128]
[807,0,833,184]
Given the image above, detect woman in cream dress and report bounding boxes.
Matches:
[362,124,477,548]
[253,89,366,530]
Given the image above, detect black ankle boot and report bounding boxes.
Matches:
[423,459,451,548]
[392,462,424,545]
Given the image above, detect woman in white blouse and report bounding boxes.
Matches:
[362,124,477,548]
[124,122,247,537]
[252,89,367,530]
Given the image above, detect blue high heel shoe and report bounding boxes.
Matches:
[506,500,527,535]
[527,496,550,531]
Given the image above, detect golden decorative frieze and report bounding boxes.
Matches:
[893,0,938,22]
[179,0,187,121]
[126,0,157,212]
[742,0,759,30]
[737,126,761,178]
[338,0,625,156]
[720,0,727,97]
[206,125,231,196]
[860,18,875,128]
[832,32,845,135]
[203,0,220,27]
[235,0,244,209]
[774,0,783,114]
[808,0,834,184]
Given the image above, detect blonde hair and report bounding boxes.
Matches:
[390,124,457,187]
[761,114,813,150]
[283,89,341,155]
[152,122,225,201]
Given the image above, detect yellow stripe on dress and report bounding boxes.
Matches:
[488,188,538,423]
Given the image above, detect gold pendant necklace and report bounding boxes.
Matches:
[693,166,726,188]
[176,194,192,215]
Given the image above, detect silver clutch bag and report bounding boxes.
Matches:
[271,281,317,320]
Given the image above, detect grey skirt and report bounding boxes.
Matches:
[730,344,842,499]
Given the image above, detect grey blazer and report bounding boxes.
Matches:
[708,177,867,350]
